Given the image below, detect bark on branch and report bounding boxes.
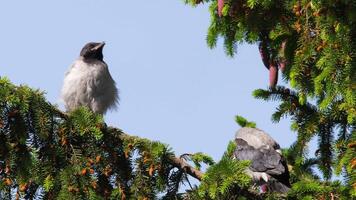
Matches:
[112,127,204,181]
[168,156,203,181]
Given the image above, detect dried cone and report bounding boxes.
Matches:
[294,21,302,32]
[124,150,129,158]
[348,142,356,148]
[104,167,112,177]
[81,168,87,176]
[5,166,10,174]
[269,63,278,88]
[119,184,126,200]
[127,143,134,149]
[316,45,323,52]
[68,186,74,192]
[351,158,356,169]
[279,60,286,72]
[68,187,79,193]
[91,181,97,189]
[4,178,12,186]
[96,123,103,129]
[143,156,150,164]
[96,155,101,163]
[61,137,67,146]
[19,183,28,192]
[148,164,154,176]
[218,0,224,17]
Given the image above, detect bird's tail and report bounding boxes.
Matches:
[267,178,290,193]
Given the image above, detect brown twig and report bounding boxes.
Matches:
[169,156,203,181]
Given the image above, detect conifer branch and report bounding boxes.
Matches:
[52,108,205,182]
[107,127,204,181]
[168,156,203,181]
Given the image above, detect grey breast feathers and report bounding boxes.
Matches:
[61,59,119,114]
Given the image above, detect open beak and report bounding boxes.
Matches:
[91,42,105,51]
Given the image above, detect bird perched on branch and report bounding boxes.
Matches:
[61,42,119,114]
[234,127,291,193]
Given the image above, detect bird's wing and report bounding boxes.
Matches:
[234,138,291,193]
[234,139,286,175]
[259,148,286,175]
[87,61,119,113]
[89,62,116,93]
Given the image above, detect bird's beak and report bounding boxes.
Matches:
[91,42,105,51]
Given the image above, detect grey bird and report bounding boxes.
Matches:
[61,42,119,114]
[234,127,290,193]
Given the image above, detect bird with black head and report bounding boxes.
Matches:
[61,42,119,114]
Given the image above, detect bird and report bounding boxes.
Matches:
[233,127,291,193]
[61,42,119,114]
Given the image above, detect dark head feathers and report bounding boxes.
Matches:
[80,42,105,61]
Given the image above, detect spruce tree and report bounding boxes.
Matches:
[186,0,355,198]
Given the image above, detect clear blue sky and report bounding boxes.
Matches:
[0,0,301,161]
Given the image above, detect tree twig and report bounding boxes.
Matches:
[168,156,203,181]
